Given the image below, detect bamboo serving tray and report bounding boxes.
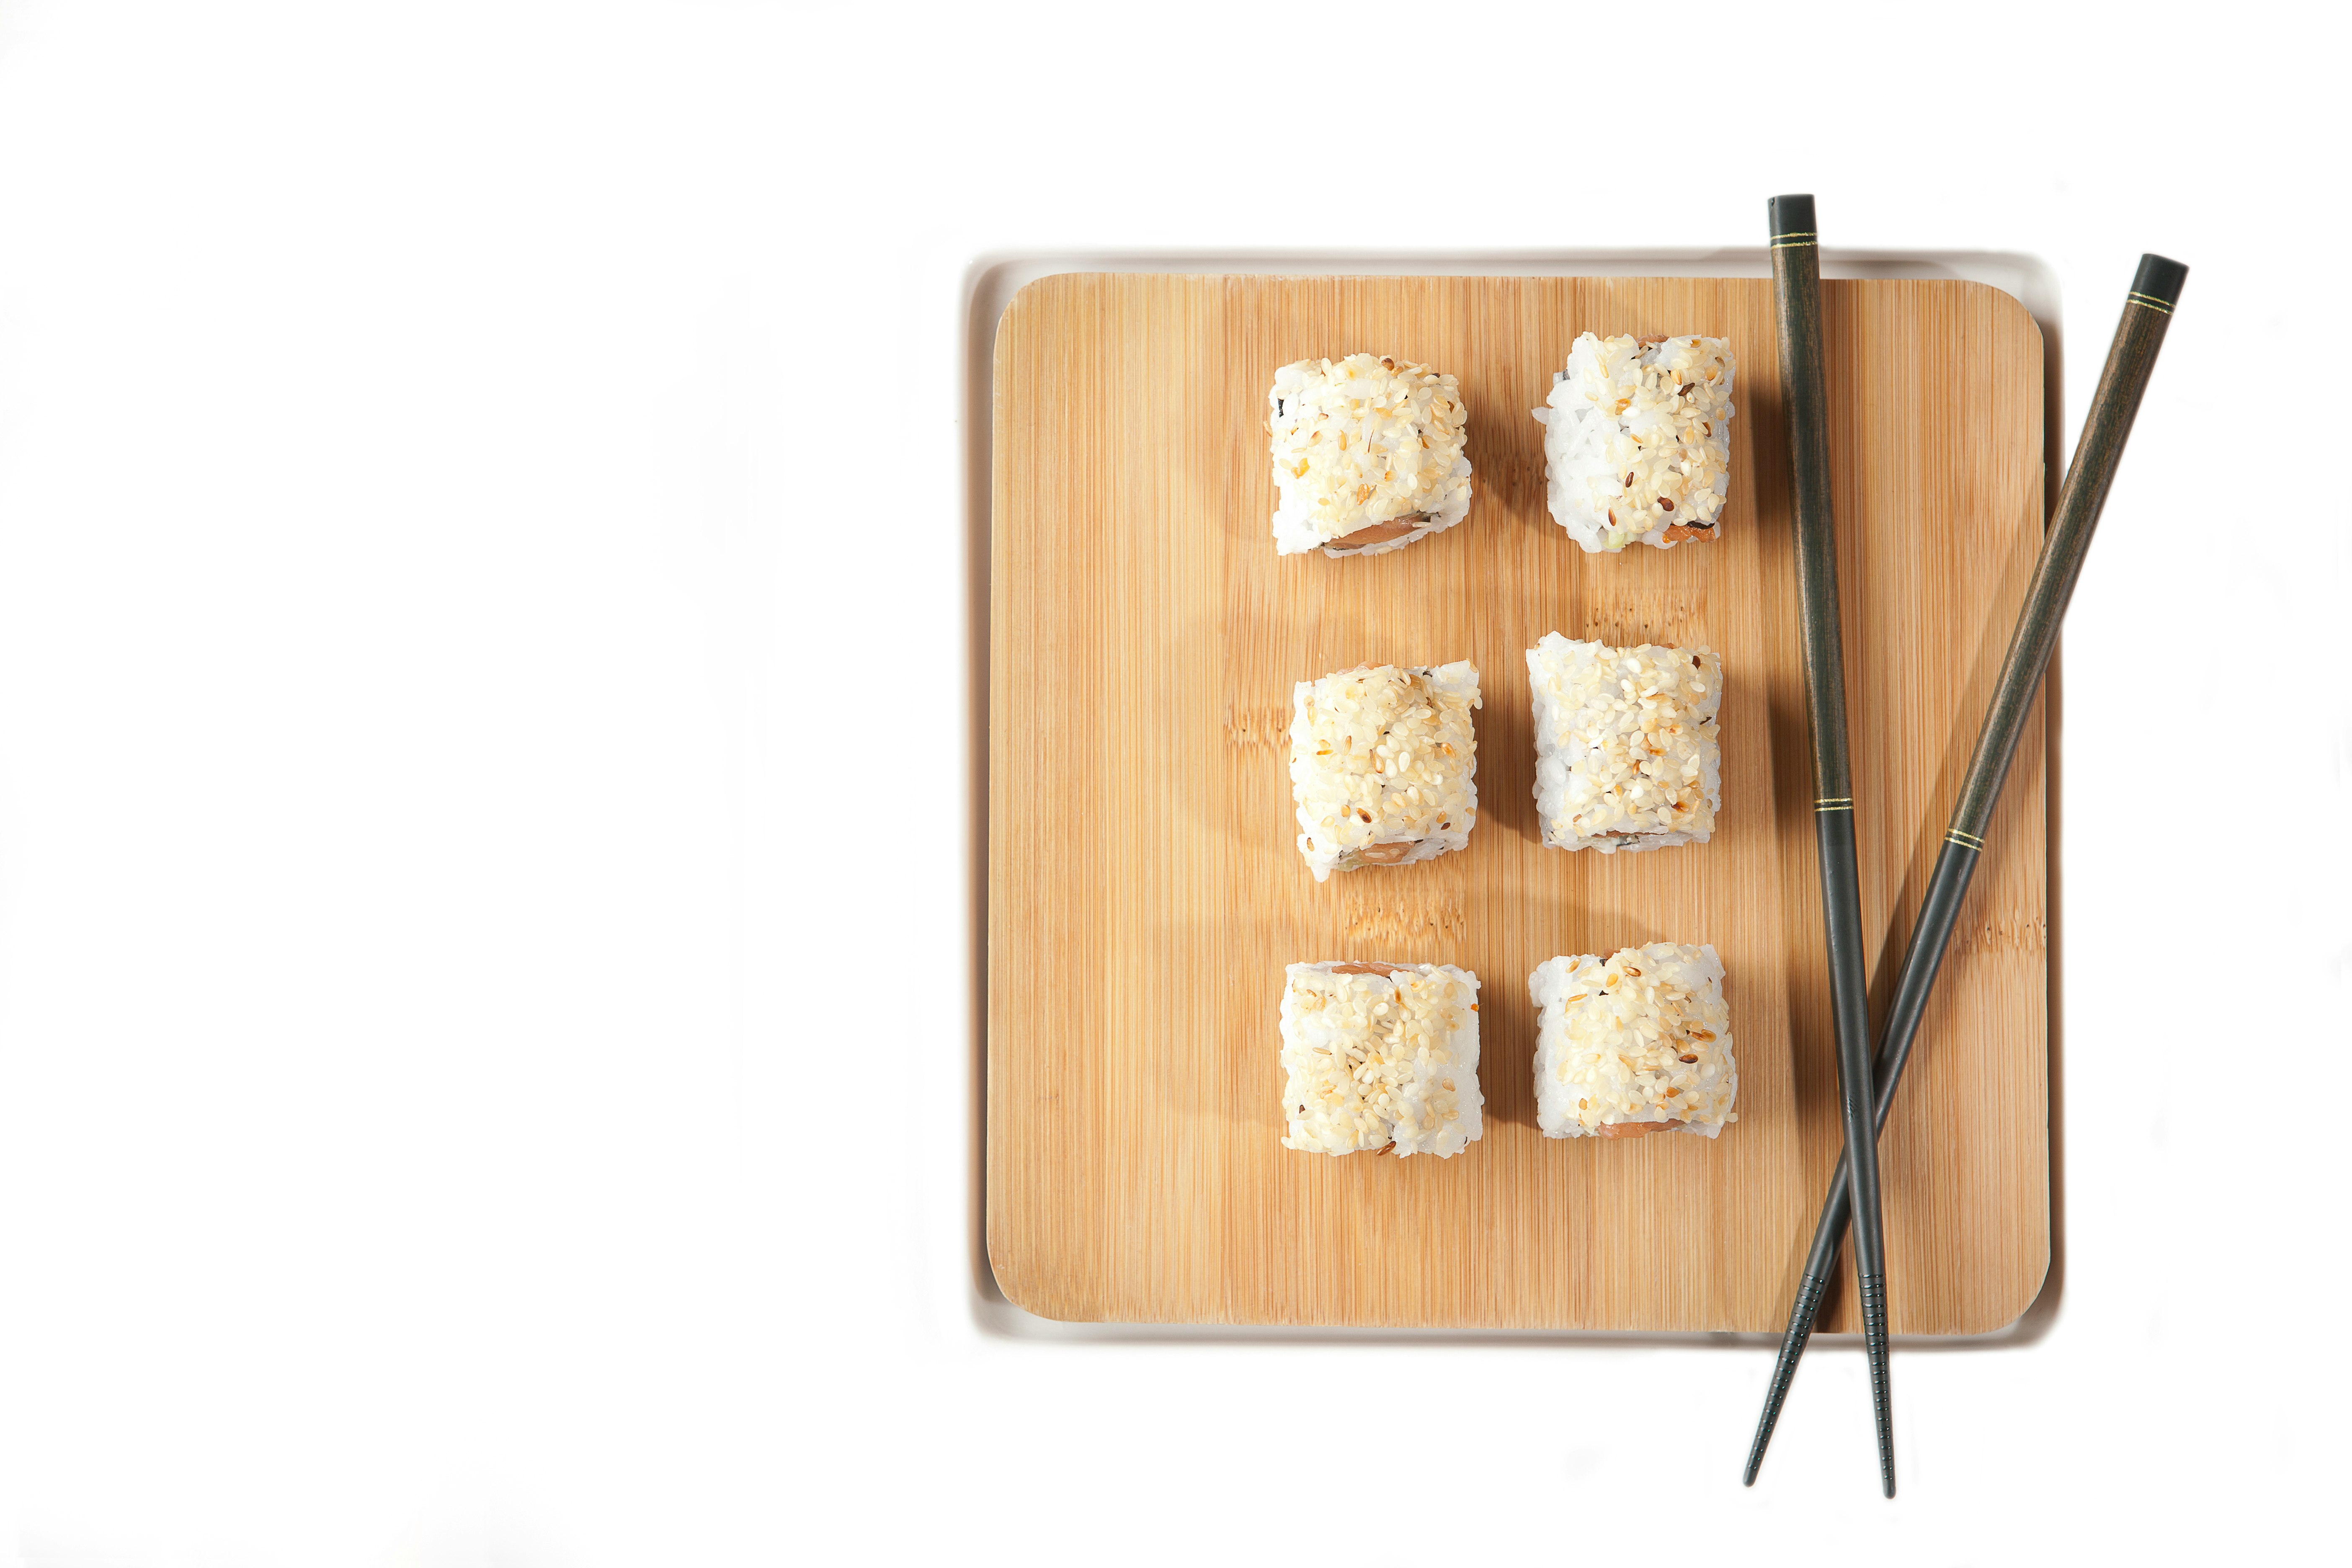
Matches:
[986,273,2049,1333]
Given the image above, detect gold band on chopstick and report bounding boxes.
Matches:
[1945,828,1985,850]
[1814,797,1853,812]
[2126,292,2173,315]
[1771,232,1818,249]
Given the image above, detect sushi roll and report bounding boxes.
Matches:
[1269,354,1472,557]
[1530,944,1736,1139]
[1534,333,1736,552]
[1290,660,1480,882]
[1280,961,1483,1157]
[1527,634,1720,854]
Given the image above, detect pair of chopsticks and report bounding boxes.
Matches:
[1754,193,2184,1496]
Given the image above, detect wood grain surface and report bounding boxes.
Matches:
[986,273,2048,1332]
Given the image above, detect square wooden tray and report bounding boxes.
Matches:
[986,273,2048,1332]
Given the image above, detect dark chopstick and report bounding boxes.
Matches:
[1743,252,2187,1489]
[1766,193,1896,1497]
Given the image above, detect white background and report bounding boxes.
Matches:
[0,1,2342,1563]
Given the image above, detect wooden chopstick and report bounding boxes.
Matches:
[1766,193,1897,1497]
[1743,252,2187,1489]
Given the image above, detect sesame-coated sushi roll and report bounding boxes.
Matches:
[1528,634,1720,854]
[1534,333,1735,552]
[1281,961,1483,1157]
[1530,944,1736,1139]
[1290,660,1479,882]
[1269,354,1472,557]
